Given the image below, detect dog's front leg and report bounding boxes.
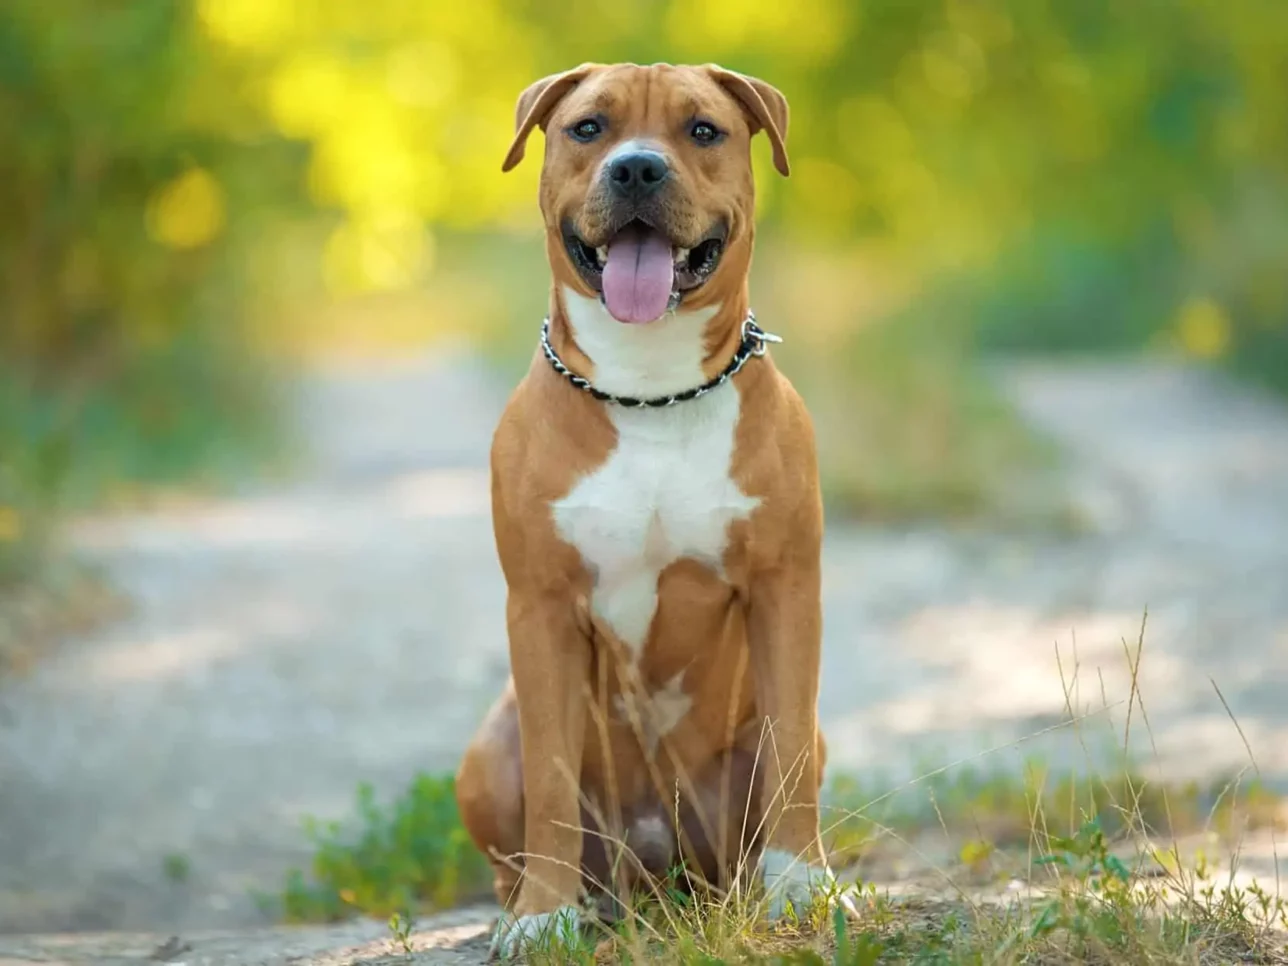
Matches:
[492,590,591,959]
[746,542,847,921]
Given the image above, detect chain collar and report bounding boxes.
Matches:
[538,312,783,408]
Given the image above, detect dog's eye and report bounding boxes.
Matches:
[569,118,602,143]
[690,121,721,144]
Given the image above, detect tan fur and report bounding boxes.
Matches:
[456,63,828,921]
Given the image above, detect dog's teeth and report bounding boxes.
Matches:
[673,247,690,266]
[595,246,608,266]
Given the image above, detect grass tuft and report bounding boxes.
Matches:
[279,622,1288,964]
[275,774,491,923]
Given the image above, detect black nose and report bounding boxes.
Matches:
[607,150,670,200]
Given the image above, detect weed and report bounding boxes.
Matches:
[282,625,1288,964]
[162,852,190,884]
[276,773,491,923]
[387,911,414,956]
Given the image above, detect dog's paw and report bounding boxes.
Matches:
[489,904,581,961]
[759,848,858,923]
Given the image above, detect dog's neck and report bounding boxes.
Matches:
[547,286,750,400]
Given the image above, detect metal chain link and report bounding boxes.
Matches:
[538,312,782,408]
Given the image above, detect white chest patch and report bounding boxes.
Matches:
[552,290,761,655]
[613,669,694,752]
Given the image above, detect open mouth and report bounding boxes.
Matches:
[563,219,727,324]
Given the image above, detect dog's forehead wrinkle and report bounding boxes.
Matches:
[579,64,713,131]
[557,71,633,127]
[676,94,704,119]
[589,87,620,115]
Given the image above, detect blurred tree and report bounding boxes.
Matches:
[1,4,282,368]
[0,2,299,574]
[3,0,1286,570]
[193,0,1286,382]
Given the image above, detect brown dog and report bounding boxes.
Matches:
[455,62,845,958]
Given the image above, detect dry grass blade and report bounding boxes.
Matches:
[279,615,1288,964]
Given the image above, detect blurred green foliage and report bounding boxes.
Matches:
[0,3,299,578]
[277,775,490,922]
[825,760,1284,862]
[192,0,1287,374]
[3,0,1286,576]
[274,762,1284,927]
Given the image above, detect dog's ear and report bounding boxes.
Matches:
[501,63,600,173]
[705,66,790,177]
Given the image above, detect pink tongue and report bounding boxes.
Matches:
[601,226,675,324]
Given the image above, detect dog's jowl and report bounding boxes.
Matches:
[453,62,849,958]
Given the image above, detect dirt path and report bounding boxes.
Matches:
[1,351,1286,940]
[0,908,497,965]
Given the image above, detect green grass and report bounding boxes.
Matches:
[162,852,191,884]
[346,804,1286,963]
[824,759,1284,865]
[279,625,1287,964]
[274,774,491,923]
[276,757,1282,963]
[498,845,1288,965]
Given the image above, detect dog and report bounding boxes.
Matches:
[455,62,845,958]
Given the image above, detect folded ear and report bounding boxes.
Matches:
[704,66,790,176]
[501,63,600,173]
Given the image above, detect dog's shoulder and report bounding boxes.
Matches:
[730,359,822,547]
[734,359,817,467]
[490,353,616,510]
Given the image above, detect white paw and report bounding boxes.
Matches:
[490,904,581,960]
[759,847,857,922]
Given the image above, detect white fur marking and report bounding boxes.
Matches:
[630,814,673,855]
[490,904,581,959]
[561,285,715,398]
[759,848,854,921]
[613,668,695,752]
[600,138,659,178]
[553,290,760,656]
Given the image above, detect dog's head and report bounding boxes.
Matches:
[502,63,789,325]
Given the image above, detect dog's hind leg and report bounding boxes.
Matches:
[458,681,622,911]
[456,683,526,908]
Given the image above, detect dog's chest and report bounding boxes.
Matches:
[552,386,760,655]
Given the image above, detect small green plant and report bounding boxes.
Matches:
[387,911,414,956]
[162,852,190,884]
[825,905,885,966]
[1029,817,1135,951]
[276,773,491,922]
[278,767,1287,963]
[278,627,1288,965]
[824,757,1282,864]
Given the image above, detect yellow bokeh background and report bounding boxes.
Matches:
[146,168,227,251]
[3,0,1286,565]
